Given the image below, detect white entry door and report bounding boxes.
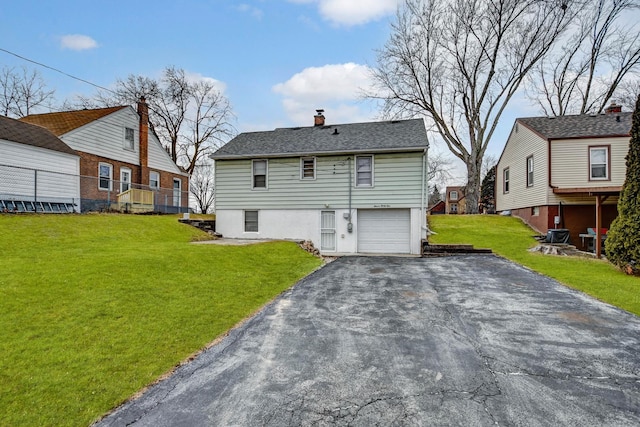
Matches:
[358,209,411,254]
[320,211,336,251]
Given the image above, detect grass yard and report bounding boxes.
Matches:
[428,214,640,316]
[0,214,322,426]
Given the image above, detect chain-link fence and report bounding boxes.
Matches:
[1,163,189,214]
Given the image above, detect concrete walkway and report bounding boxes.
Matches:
[96,255,640,426]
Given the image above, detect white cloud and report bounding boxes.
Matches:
[183,70,227,93]
[289,0,399,26]
[59,34,98,51]
[273,63,378,125]
[237,4,263,20]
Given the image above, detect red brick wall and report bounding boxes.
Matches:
[78,151,188,209]
[511,204,618,251]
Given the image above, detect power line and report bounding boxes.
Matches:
[0,47,116,94]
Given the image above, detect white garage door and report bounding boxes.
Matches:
[358,209,411,254]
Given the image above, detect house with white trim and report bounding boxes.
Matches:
[495,103,632,256]
[211,111,430,255]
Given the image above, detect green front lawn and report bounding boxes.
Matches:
[0,214,322,426]
[428,215,640,316]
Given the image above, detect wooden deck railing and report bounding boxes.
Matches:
[117,189,154,212]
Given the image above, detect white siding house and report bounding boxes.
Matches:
[0,115,80,212]
[211,114,430,255]
[496,104,631,256]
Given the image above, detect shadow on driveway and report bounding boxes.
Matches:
[96,255,640,426]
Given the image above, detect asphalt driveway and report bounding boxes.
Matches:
[96,255,640,426]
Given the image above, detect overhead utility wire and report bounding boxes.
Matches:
[0,47,116,94]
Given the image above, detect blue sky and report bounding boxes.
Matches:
[1,0,543,185]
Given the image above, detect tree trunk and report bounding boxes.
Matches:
[465,155,482,214]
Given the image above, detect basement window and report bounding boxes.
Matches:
[244,210,258,232]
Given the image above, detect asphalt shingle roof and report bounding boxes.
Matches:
[0,115,76,155]
[518,112,632,140]
[20,106,127,136]
[211,118,428,159]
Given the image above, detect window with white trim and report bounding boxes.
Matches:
[124,127,135,150]
[245,210,258,232]
[526,155,534,187]
[99,163,113,191]
[173,178,181,207]
[590,147,609,180]
[252,159,267,189]
[503,167,510,193]
[150,171,160,190]
[355,155,373,187]
[300,157,316,180]
[450,190,458,200]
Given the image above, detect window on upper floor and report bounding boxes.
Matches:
[355,155,373,187]
[450,190,458,200]
[99,163,113,191]
[589,146,609,180]
[252,159,267,189]
[301,157,316,180]
[526,155,534,187]
[124,127,135,150]
[503,167,510,193]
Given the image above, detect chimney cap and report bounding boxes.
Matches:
[315,109,324,115]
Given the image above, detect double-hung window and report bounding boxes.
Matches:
[355,155,373,187]
[526,155,534,187]
[450,190,458,200]
[99,163,113,191]
[301,157,316,180]
[589,146,609,180]
[124,127,135,150]
[150,171,160,190]
[503,167,510,193]
[252,160,267,189]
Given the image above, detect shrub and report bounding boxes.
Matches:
[605,94,640,275]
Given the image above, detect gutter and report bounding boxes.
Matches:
[211,146,427,160]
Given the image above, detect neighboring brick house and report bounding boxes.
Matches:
[21,99,189,212]
[495,103,632,256]
[445,186,466,214]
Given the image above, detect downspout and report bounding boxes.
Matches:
[347,157,353,232]
[421,147,427,233]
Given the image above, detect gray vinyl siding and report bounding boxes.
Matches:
[147,133,184,174]
[60,108,140,164]
[215,152,425,210]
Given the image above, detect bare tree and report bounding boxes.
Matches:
[616,78,640,111]
[190,162,216,214]
[427,151,454,190]
[0,66,55,117]
[371,0,575,213]
[72,66,235,175]
[481,154,498,180]
[526,0,640,116]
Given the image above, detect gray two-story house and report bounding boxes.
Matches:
[211,112,430,255]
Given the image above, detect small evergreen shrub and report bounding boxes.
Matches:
[605,94,640,275]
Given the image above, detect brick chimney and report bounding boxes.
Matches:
[137,97,150,185]
[605,101,622,114]
[314,109,325,126]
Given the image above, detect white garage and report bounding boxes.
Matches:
[357,209,411,254]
